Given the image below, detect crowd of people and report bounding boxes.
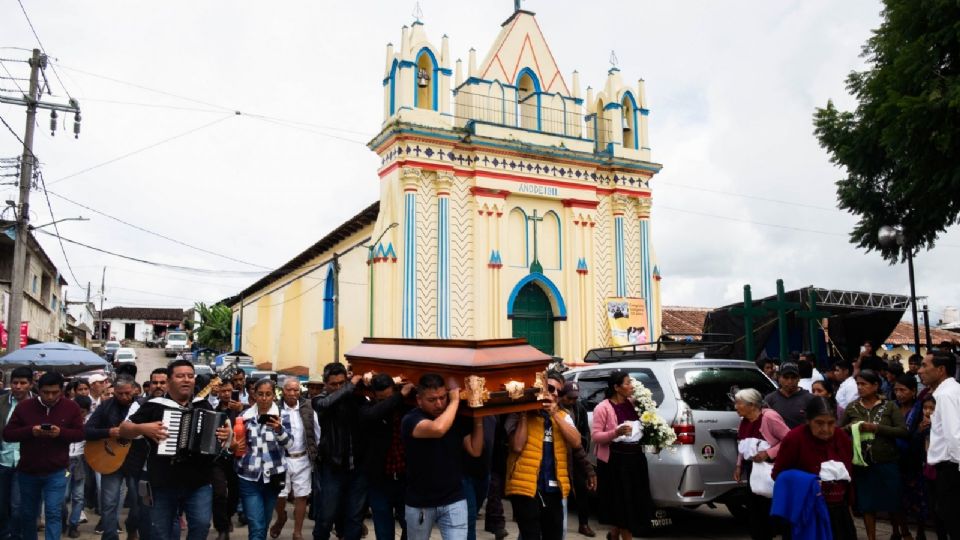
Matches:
[738,341,960,540]
[0,357,664,540]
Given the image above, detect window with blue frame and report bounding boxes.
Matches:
[322,265,335,330]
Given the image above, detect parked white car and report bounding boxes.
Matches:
[164,331,189,357]
[114,347,137,364]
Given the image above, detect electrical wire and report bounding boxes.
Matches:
[46,190,271,269]
[15,0,72,101]
[0,60,25,94]
[47,114,236,185]
[36,170,81,285]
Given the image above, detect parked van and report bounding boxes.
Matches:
[164,331,189,357]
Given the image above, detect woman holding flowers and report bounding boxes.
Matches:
[591,370,654,540]
[733,388,791,540]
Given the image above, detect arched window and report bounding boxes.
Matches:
[516,68,541,131]
[415,49,438,111]
[507,208,528,267]
[322,265,335,330]
[541,211,562,270]
[621,93,637,149]
[489,81,505,124]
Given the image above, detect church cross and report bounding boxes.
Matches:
[795,289,830,365]
[762,279,800,362]
[528,209,544,274]
[514,0,523,12]
[730,285,768,362]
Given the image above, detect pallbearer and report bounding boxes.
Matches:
[119,359,230,540]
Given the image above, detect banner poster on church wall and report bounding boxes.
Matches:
[606,297,649,347]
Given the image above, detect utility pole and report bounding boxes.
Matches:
[97,267,105,340]
[2,49,81,352]
[6,50,43,353]
[332,252,341,363]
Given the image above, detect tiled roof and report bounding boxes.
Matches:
[662,306,710,339]
[885,321,960,346]
[100,307,184,321]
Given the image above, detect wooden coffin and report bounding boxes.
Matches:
[344,337,553,417]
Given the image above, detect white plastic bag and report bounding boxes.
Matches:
[749,461,775,498]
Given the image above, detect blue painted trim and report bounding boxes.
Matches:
[439,68,453,76]
[571,97,584,105]
[640,219,654,340]
[399,60,417,69]
[603,102,622,110]
[388,60,398,116]
[413,48,440,112]
[402,192,418,337]
[436,196,451,338]
[639,108,649,116]
[506,273,568,320]
[322,265,336,330]
[515,67,542,131]
[621,91,640,150]
[234,316,241,350]
[456,77,519,91]
[614,216,627,296]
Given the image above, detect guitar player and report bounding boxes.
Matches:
[119,359,230,540]
[85,377,141,540]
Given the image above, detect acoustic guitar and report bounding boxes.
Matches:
[84,437,131,474]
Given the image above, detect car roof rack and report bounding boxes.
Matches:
[582,333,736,364]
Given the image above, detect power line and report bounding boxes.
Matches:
[108,285,203,302]
[46,190,270,269]
[36,170,81,285]
[656,180,838,212]
[15,0,72,101]
[0,60,24,94]
[47,114,236,185]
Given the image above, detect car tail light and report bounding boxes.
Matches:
[673,401,696,445]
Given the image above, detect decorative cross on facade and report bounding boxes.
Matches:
[609,50,619,70]
[762,279,800,362]
[528,209,544,274]
[731,285,768,362]
[796,289,830,366]
[412,1,424,22]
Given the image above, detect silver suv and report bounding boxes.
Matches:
[564,357,776,520]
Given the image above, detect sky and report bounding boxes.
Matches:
[1,0,957,324]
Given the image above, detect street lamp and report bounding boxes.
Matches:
[877,225,922,354]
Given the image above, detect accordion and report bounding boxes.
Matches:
[158,408,226,460]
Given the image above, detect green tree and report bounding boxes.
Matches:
[194,302,232,351]
[813,0,960,261]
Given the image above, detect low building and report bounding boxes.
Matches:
[0,220,67,345]
[99,306,184,343]
[883,321,960,360]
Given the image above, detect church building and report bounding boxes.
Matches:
[228,6,663,375]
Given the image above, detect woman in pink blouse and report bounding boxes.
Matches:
[591,370,653,540]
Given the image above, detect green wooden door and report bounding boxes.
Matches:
[511,282,555,355]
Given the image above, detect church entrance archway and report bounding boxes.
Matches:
[511,281,555,355]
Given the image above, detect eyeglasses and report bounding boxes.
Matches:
[547,386,559,394]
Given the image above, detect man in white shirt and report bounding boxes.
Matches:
[920,350,960,538]
[833,360,858,409]
[797,353,824,392]
[270,378,320,540]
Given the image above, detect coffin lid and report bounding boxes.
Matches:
[345,338,552,369]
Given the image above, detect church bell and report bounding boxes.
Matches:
[417,68,431,88]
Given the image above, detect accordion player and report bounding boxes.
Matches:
[157,407,228,459]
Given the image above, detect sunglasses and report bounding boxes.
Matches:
[547,385,559,394]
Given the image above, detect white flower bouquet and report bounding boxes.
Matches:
[631,377,676,450]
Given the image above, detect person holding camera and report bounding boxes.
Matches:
[231,378,291,540]
[2,371,84,540]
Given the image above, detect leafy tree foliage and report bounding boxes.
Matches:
[813,0,960,261]
[194,302,232,351]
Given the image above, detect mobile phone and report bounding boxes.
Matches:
[231,390,240,402]
[258,414,278,425]
[40,423,53,430]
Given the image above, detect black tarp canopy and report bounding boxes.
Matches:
[702,286,909,368]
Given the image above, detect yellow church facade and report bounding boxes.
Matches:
[229,8,663,375]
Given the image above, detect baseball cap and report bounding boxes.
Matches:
[560,381,580,398]
[779,363,800,377]
[87,373,108,383]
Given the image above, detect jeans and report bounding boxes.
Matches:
[312,463,367,540]
[483,471,505,533]
[18,469,68,540]
[461,475,489,540]
[510,491,564,540]
[0,464,22,540]
[63,458,85,528]
[404,501,468,540]
[368,477,406,540]
[150,484,213,540]
[100,471,140,540]
[238,478,281,540]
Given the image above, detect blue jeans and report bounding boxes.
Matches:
[368,478,406,540]
[150,484,212,540]
[461,475,489,540]
[313,463,368,540]
[63,458,85,528]
[0,464,22,540]
[238,478,281,540]
[18,469,68,540]
[404,500,468,540]
[100,471,141,540]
